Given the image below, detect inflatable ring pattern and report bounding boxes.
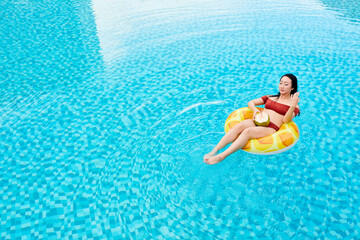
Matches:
[224,107,299,155]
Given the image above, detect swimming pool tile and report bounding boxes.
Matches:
[1,0,360,239]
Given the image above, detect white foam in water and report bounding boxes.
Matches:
[177,100,226,115]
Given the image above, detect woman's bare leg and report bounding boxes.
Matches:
[203,119,255,161]
[205,127,276,165]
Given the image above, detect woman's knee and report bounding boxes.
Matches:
[243,127,274,139]
[234,119,253,130]
[242,127,256,138]
[242,127,251,136]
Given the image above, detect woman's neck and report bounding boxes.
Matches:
[279,93,291,100]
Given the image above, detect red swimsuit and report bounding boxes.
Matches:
[261,95,300,131]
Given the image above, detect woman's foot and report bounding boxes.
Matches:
[204,154,225,165]
[203,149,218,161]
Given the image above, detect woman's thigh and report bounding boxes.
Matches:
[234,119,256,130]
[243,126,276,139]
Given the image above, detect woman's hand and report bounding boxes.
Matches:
[252,108,261,120]
[290,92,300,107]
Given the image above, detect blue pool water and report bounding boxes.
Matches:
[1,0,360,238]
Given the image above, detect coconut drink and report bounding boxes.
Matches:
[254,111,270,126]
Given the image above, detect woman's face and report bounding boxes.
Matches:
[279,76,293,94]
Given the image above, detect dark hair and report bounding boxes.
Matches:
[269,73,298,99]
[269,73,300,116]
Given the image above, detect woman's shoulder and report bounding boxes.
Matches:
[267,95,277,101]
[260,95,270,101]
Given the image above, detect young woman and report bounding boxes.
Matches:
[203,74,300,165]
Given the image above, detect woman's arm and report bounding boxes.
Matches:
[283,92,300,123]
[248,97,265,111]
[283,105,299,123]
[248,97,266,119]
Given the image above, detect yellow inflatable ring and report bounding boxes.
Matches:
[224,107,300,155]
